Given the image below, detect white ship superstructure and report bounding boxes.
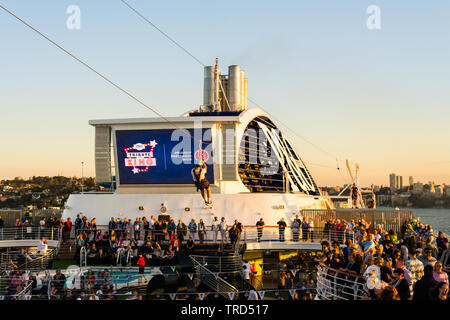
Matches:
[62,60,334,225]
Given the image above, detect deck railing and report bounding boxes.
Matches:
[0,226,62,242]
[74,225,353,246]
[190,255,239,300]
[242,226,355,244]
[0,248,59,272]
[315,263,367,300]
[301,208,414,233]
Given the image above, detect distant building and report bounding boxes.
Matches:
[412,182,424,195]
[434,184,443,197]
[444,185,450,196]
[428,183,436,195]
[398,176,403,190]
[409,176,414,186]
[389,173,396,191]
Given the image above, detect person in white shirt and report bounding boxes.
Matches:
[219,217,227,242]
[147,216,154,230]
[243,262,252,280]
[89,293,99,300]
[37,238,47,254]
[40,218,46,230]
[211,217,219,243]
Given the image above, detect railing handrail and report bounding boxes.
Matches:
[315,262,367,300]
[318,262,366,280]
[0,225,62,241]
[190,256,239,300]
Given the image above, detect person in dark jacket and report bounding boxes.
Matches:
[393,268,411,300]
[413,265,438,300]
[277,218,287,242]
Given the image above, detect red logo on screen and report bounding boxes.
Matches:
[194,149,210,163]
[124,140,157,174]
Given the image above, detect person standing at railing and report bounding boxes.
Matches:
[301,219,309,242]
[161,218,168,241]
[14,218,21,240]
[308,219,314,242]
[122,218,130,239]
[91,218,97,231]
[256,218,264,242]
[176,220,187,244]
[75,214,82,236]
[153,220,161,242]
[229,224,238,246]
[294,215,302,240]
[334,219,342,244]
[134,217,142,240]
[211,217,219,243]
[219,217,227,242]
[66,217,73,238]
[142,217,149,241]
[188,219,197,242]
[108,217,116,235]
[277,218,287,242]
[292,219,300,242]
[167,218,176,240]
[198,219,206,243]
[149,215,156,240]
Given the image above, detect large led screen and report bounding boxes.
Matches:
[116,129,214,184]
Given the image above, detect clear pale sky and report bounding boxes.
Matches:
[1,1,449,187]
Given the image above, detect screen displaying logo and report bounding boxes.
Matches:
[194,149,210,163]
[116,129,214,185]
[124,140,157,174]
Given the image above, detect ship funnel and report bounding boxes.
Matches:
[203,66,215,110]
[202,59,248,112]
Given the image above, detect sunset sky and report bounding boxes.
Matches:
[1,1,449,187]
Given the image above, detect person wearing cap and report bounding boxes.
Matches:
[191,159,212,206]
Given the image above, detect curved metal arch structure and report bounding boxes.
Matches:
[236,113,320,195]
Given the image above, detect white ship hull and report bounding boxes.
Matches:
[62,192,330,226]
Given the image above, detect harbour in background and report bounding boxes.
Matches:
[380,207,450,236]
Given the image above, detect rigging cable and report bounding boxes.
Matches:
[119,0,354,168]
[0,4,209,147]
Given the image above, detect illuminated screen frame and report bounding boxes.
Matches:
[115,129,214,185]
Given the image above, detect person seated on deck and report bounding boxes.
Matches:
[165,244,175,259]
[115,243,126,262]
[186,236,195,253]
[191,159,212,207]
[141,240,154,260]
[87,243,100,262]
[152,242,164,259]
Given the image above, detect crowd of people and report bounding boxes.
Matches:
[0,216,73,240]
[72,214,249,266]
[318,218,449,300]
